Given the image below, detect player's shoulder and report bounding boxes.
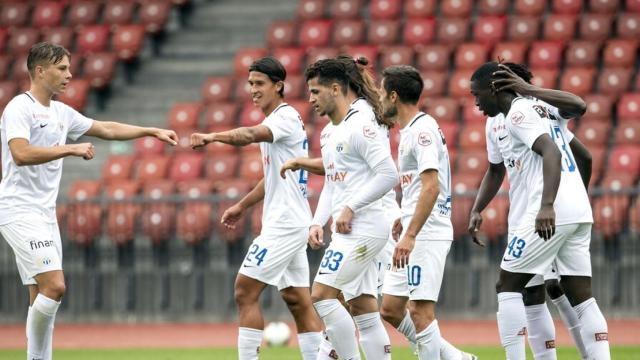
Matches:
[344,108,380,138]
[4,92,35,112]
[407,112,438,133]
[506,97,536,125]
[270,102,301,121]
[485,113,504,133]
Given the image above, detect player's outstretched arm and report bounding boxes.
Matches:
[531,134,562,240]
[84,121,178,145]
[280,157,325,179]
[191,125,273,149]
[8,138,95,166]
[569,137,592,190]
[468,162,505,247]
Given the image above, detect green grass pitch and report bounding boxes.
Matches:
[0,346,638,359]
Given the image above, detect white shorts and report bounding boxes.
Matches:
[525,261,561,288]
[381,265,409,297]
[0,214,63,285]
[501,223,592,278]
[407,240,452,301]
[314,232,388,301]
[375,236,395,295]
[238,227,310,291]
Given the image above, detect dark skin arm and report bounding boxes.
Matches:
[569,136,592,190]
[531,134,562,240]
[468,162,506,247]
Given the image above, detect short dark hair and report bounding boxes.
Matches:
[27,42,71,78]
[381,65,423,105]
[470,61,501,88]
[504,62,533,84]
[304,58,349,95]
[249,56,286,97]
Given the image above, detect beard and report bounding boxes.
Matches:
[383,104,398,120]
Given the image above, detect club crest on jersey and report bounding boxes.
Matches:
[418,132,432,146]
[510,111,525,125]
[335,142,348,153]
[363,126,376,139]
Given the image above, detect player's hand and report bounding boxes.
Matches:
[391,218,402,241]
[280,159,301,179]
[221,203,245,229]
[491,64,535,94]
[154,128,178,146]
[535,204,556,240]
[335,206,354,234]
[308,225,324,249]
[468,210,486,247]
[190,132,214,149]
[393,234,415,269]
[69,143,95,160]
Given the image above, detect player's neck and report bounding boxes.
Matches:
[28,84,53,107]
[397,104,420,129]
[497,92,517,117]
[262,98,283,117]
[328,98,350,125]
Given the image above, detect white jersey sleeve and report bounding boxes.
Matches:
[506,99,549,150]
[61,102,93,140]
[312,179,333,227]
[485,116,504,164]
[413,127,440,174]
[351,124,389,169]
[543,103,575,142]
[3,100,35,142]
[261,107,299,143]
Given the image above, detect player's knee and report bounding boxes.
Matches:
[380,303,403,326]
[523,285,546,306]
[545,280,564,300]
[42,280,66,300]
[234,283,256,307]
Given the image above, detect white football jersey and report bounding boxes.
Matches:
[260,103,312,230]
[487,97,592,232]
[320,107,393,238]
[0,92,93,225]
[398,112,453,241]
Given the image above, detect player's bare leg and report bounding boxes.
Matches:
[523,284,557,359]
[235,274,268,360]
[280,286,322,360]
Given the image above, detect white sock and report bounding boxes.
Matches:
[28,294,60,360]
[415,319,441,360]
[552,295,588,359]
[440,337,463,360]
[238,327,262,360]
[354,312,391,360]
[317,332,339,360]
[396,311,417,352]
[42,313,55,360]
[314,299,360,360]
[497,292,527,360]
[297,331,322,360]
[525,304,557,360]
[574,298,611,360]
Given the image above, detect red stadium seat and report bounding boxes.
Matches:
[168,102,202,130]
[83,53,116,89]
[204,153,239,183]
[367,20,401,45]
[0,28,7,53]
[216,180,253,243]
[66,180,102,246]
[492,42,529,64]
[135,137,167,157]
[290,99,311,122]
[463,102,486,125]
[630,196,640,234]
[473,16,507,45]
[143,179,175,201]
[67,1,102,28]
[480,196,509,241]
[169,152,204,183]
[176,180,214,245]
[76,25,110,55]
[329,0,363,19]
[597,67,633,97]
[56,79,90,111]
[102,155,136,184]
[42,27,74,50]
[615,122,640,145]
[617,93,640,122]
[422,97,460,123]
[342,45,379,69]
[0,81,18,109]
[403,18,436,48]
[202,103,238,129]
[579,13,613,41]
[416,45,451,71]
[266,21,297,48]
[452,171,482,196]
[441,0,473,17]
[420,71,447,96]
[273,47,306,75]
[609,145,640,177]
[628,0,640,12]
[234,48,268,76]
[560,67,596,96]
[239,102,265,127]
[455,43,490,70]
[459,124,487,150]
[299,20,333,48]
[565,41,600,67]
[239,152,264,182]
[380,46,414,68]
[139,0,171,34]
[233,79,251,102]
[105,181,140,245]
[530,68,559,89]
[436,18,469,45]
[0,2,31,28]
[8,28,40,55]
[478,0,509,14]
[297,0,326,20]
[593,195,630,238]
[552,0,583,14]
[369,0,401,20]
[583,93,613,120]
[403,0,437,18]
[508,16,540,42]
[103,1,136,25]
[617,12,640,39]
[575,120,611,146]
[448,69,474,98]
[528,41,565,69]
[456,151,489,176]
[543,14,578,41]
[514,0,546,15]
[0,56,10,80]
[306,47,339,66]
[11,54,29,82]
[31,1,64,28]
[135,155,171,181]
[590,0,620,13]
[113,24,146,61]
[332,19,365,46]
[201,76,233,104]
[141,202,175,244]
[589,146,606,183]
[603,39,637,67]
[283,75,305,100]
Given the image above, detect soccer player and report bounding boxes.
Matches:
[190,56,322,360]
[0,42,178,360]
[306,58,398,360]
[468,62,610,360]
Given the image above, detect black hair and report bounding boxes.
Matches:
[470,61,502,88]
[503,62,533,84]
[381,65,424,105]
[27,42,71,78]
[304,58,349,95]
[249,56,287,97]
